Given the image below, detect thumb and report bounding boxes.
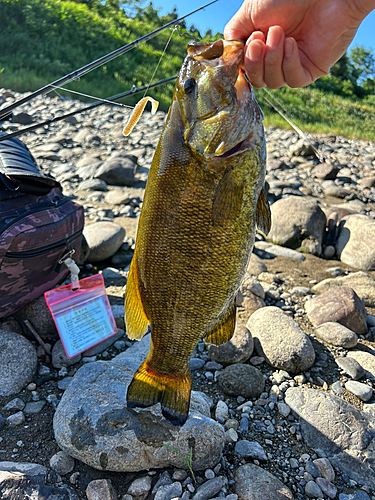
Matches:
[224,3,255,41]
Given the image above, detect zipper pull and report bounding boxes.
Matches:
[59,250,80,290]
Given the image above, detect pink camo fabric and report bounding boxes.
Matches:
[0,188,84,318]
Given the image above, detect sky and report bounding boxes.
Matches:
[151,0,375,53]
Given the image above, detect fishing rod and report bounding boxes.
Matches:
[0,75,177,142]
[0,0,218,120]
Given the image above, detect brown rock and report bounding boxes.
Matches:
[311,271,375,307]
[305,287,367,334]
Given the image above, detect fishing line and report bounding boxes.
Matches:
[48,84,134,109]
[143,27,176,98]
[0,0,219,120]
[262,87,325,163]
[262,87,294,119]
[0,75,177,142]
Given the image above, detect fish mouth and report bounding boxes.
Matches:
[187,39,244,62]
[217,136,248,158]
[212,68,261,158]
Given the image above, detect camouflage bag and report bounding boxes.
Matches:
[0,133,84,318]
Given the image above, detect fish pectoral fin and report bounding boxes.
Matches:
[124,253,149,340]
[256,187,271,235]
[204,300,236,346]
[211,167,244,227]
[127,360,191,426]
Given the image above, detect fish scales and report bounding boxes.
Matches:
[125,39,270,425]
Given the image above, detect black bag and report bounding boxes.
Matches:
[0,132,84,318]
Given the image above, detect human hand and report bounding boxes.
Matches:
[224,0,375,88]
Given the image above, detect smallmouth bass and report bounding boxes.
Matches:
[125,39,270,425]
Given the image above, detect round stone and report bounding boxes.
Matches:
[315,322,358,348]
[345,381,373,402]
[50,451,75,476]
[217,364,265,399]
[207,325,253,365]
[84,221,125,262]
[247,307,315,373]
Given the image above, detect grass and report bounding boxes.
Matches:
[163,444,196,483]
[1,0,374,141]
[255,87,375,141]
[2,64,374,141]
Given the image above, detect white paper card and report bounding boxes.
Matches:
[54,297,114,358]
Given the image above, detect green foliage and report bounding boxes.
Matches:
[0,0,200,109]
[314,45,375,100]
[350,45,375,82]
[256,85,375,140]
[163,444,196,483]
[0,0,374,139]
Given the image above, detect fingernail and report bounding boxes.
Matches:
[268,26,282,48]
[285,38,294,57]
[248,41,264,61]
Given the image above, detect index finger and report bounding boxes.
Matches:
[224,3,255,41]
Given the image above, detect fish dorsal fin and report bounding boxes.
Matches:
[256,187,271,235]
[204,299,236,346]
[211,167,244,227]
[124,251,149,340]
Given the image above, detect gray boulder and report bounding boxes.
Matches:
[54,335,224,472]
[0,330,37,396]
[84,222,125,262]
[206,325,253,365]
[247,307,315,373]
[314,322,358,348]
[267,196,326,256]
[285,387,375,489]
[336,214,375,271]
[235,464,294,499]
[95,157,136,186]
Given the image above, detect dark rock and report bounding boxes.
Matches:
[207,325,253,365]
[217,364,265,398]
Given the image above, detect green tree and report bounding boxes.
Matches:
[349,45,375,83]
[330,52,353,82]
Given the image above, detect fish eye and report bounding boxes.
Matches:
[184,78,196,94]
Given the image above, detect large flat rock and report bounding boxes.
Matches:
[285,387,375,489]
[54,336,224,472]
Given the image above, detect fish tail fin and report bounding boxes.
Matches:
[126,360,191,426]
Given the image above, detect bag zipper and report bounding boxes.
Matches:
[0,195,69,234]
[5,230,83,259]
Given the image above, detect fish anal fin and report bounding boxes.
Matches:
[124,254,149,340]
[211,168,244,227]
[204,300,236,346]
[126,360,191,426]
[256,187,271,235]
